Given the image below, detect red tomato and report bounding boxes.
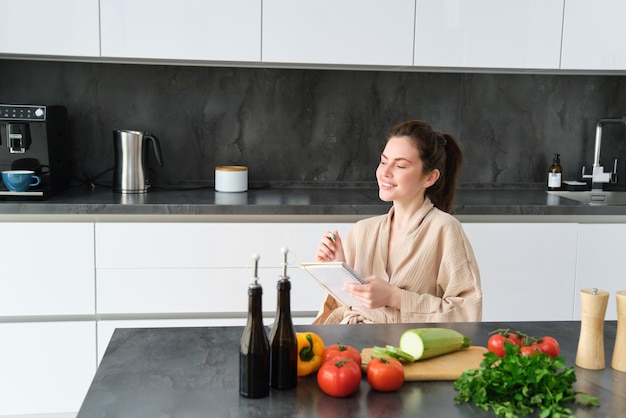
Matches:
[506,332,522,346]
[538,336,560,358]
[488,335,509,357]
[488,333,522,357]
[322,343,362,365]
[520,344,542,357]
[488,334,506,357]
[366,357,404,392]
[317,358,362,398]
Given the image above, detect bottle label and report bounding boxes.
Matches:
[548,173,561,188]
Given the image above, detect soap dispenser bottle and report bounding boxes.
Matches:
[269,247,298,390]
[239,254,270,398]
[548,153,562,190]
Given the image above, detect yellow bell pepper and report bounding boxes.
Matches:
[296,332,325,376]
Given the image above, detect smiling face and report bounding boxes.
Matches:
[376,135,440,204]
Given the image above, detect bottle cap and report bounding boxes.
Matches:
[280,247,290,280]
[249,254,262,289]
[553,153,560,164]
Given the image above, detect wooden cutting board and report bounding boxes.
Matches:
[361,346,488,381]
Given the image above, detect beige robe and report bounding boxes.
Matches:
[313,198,482,324]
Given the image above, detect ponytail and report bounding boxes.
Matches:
[428,133,463,213]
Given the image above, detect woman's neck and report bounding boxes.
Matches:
[388,195,426,256]
[392,195,426,230]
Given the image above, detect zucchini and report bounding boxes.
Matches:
[384,345,417,362]
[371,345,417,362]
[399,328,471,361]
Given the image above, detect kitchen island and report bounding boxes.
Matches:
[77,321,624,418]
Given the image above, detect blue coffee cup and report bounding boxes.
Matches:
[2,170,41,192]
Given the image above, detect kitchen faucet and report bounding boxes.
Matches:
[581,116,626,190]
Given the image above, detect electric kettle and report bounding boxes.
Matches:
[112,129,163,194]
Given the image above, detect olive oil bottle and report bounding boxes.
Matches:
[239,255,270,398]
[269,248,298,390]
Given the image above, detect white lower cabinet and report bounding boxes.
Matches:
[0,321,96,416]
[94,222,353,317]
[96,267,325,317]
[0,223,95,316]
[574,224,626,321]
[462,223,579,322]
[94,222,352,269]
[96,221,584,325]
[0,222,95,416]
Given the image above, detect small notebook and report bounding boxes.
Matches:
[300,262,366,307]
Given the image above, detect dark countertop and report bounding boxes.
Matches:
[77,321,624,418]
[2,185,626,219]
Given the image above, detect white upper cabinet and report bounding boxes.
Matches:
[262,0,415,66]
[100,0,262,61]
[414,0,564,69]
[0,0,99,57]
[4,0,625,73]
[561,0,626,70]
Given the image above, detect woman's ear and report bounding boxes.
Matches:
[424,169,440,188]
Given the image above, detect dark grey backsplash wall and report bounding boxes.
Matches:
[1,59,626,188]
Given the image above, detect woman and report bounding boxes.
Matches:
[313,120,482,324]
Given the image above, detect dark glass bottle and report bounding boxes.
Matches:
[547,153,562,190]
[239,256,270,398]
[269,248,298,390]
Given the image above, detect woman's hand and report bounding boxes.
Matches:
[343,276,402,310]
[316,230,346,262]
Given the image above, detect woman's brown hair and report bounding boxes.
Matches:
[387,120,463,213]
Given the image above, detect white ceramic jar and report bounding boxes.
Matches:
[215,166,248,192]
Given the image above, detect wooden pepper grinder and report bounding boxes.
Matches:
[576,288,609,370]
[611,290,626,372]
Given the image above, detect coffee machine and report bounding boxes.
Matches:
[0,104,71,199]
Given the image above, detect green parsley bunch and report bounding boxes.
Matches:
[454,344,599,418]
